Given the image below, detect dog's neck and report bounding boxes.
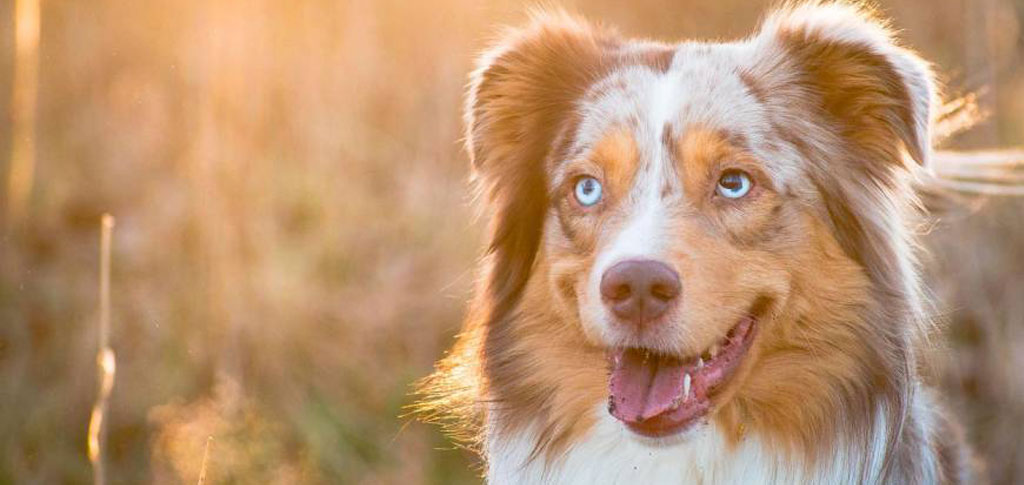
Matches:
[484,394,942,485]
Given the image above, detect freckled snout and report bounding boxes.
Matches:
[600,259,681,328]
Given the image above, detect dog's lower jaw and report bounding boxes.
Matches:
[484,386,959,485]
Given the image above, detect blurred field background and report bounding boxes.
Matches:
[0,0,1021,483]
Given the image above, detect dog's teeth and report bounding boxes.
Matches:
[683,373,691,402]
[709,344,720,358]
[697,357,704,369]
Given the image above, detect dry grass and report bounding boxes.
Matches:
[5,0,39,226]
[196,436,212,485]
[0,0,1021,483]
[87,214,116,485]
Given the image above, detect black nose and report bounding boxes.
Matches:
[600,259,681,327]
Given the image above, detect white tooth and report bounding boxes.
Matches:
[683,373,691,402]
[709,344,720,358]
[697,357,705,369]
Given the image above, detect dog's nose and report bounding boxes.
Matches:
[600,259,681,327]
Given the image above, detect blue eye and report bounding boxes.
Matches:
[716,170,752,199]
[574,176,603,207]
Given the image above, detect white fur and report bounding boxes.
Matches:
[487,404,891,484]
[575,66,679,347]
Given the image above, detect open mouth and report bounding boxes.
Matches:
[607,316,758,438]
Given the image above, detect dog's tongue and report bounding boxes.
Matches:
[608,349,688,422]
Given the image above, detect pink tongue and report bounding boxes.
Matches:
[608,349,686,422]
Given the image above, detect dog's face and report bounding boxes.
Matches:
[545,62,810,436]
[466,4,933,445]
[553,62,787,349]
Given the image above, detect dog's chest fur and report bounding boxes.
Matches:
[486,405,894,485]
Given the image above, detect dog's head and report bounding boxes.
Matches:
[458,2,934,452]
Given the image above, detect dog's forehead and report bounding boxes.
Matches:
[568,41,788,179]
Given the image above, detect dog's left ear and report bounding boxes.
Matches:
[751,2,937,167]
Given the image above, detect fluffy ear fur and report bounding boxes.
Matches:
[742,1,937,325]
[753,2,937,168]
[465,12,618,328]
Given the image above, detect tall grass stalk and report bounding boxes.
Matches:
[88,214,116,485]
[197,436,213,485]
[6,0,40,226]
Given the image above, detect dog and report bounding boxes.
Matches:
[417,2,977,483]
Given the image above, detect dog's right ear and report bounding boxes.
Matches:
[466,12,617,322]
[749,2,938,169]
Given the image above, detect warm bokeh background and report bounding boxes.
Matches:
[0,0,1021,483]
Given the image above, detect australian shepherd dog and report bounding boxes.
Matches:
[418,2,976,483]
